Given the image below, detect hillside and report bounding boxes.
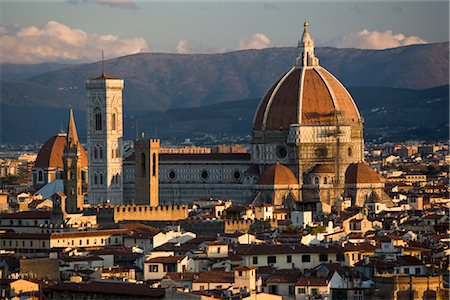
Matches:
[2,85,447,144]
[1,42,448,113]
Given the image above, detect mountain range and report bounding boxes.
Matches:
[0,42,448,144]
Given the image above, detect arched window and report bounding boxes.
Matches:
[94,107,102,131]
[314,177,319,185]
[112,112,117,131]
[99,147,103,160]
[94,174,98,185]
[324,177,328,184]
[141,153,146,177]
[94,147,98,160]
[152,153,156,177]
[99,173,103,185]
[38,170,43,181]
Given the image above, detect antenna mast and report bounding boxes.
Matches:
[101,50,105,75]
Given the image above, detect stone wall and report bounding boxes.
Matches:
[20,258,60,281]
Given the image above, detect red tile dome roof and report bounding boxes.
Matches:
[253,22,362,131]
[257,163,298,185]
[345,163,381,184]
[35,133,87,169]
[253,66,362,131]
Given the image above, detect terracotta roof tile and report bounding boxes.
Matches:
[160,153,250,162]
[309,164,335,174]
[146,255,186,264]
[43,282,164,297]
[0,210,51,219]
[253,66,362,131]
[35,133,87,169]
[345,163,381,184]
[257,163,298,185]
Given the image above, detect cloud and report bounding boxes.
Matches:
[67,0,136,9]
[0,21,148,64]
[175,38,226,54]
[331,29,427,50]
[238,33,271,50]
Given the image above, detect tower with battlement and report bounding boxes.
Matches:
[134,138,160,206]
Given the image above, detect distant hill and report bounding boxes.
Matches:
[135,85,449,144]
[1,42,448,114]
[2,85,447,144]
[1,62,73,80]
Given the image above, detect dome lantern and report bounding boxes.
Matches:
[296,20,319,68]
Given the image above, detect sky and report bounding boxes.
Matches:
[0,0,448,64]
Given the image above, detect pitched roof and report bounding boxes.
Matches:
[163,272,199,281]
[0,232,51,240]
[0,210,51,219]
[266,271,302,284]
[146,255,186,264]
[160,153,250,162]
[234,244,343,255]
[193,270,234,283]
[51,229,128,239]
[309,164,335,174]
[43,282,165,297]
[296,276,329,286]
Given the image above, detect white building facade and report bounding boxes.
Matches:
[86,73,124,205]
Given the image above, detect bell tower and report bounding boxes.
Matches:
[62,109,84,212]
[86,72,124,205]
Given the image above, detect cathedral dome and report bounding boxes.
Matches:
[253,23,362,131]
[257,163,298,185]
[35,133,88,169]
[35,133,67,169]
[345,163,381,184]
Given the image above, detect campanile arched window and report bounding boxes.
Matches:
[94,107,102,131]
[112,111,117,131]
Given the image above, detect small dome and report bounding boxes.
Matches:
[345,163,381,184]
[257,163,298,185]
[35,133,88,169]
[35,134,67,169]
[309,164,334,174]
